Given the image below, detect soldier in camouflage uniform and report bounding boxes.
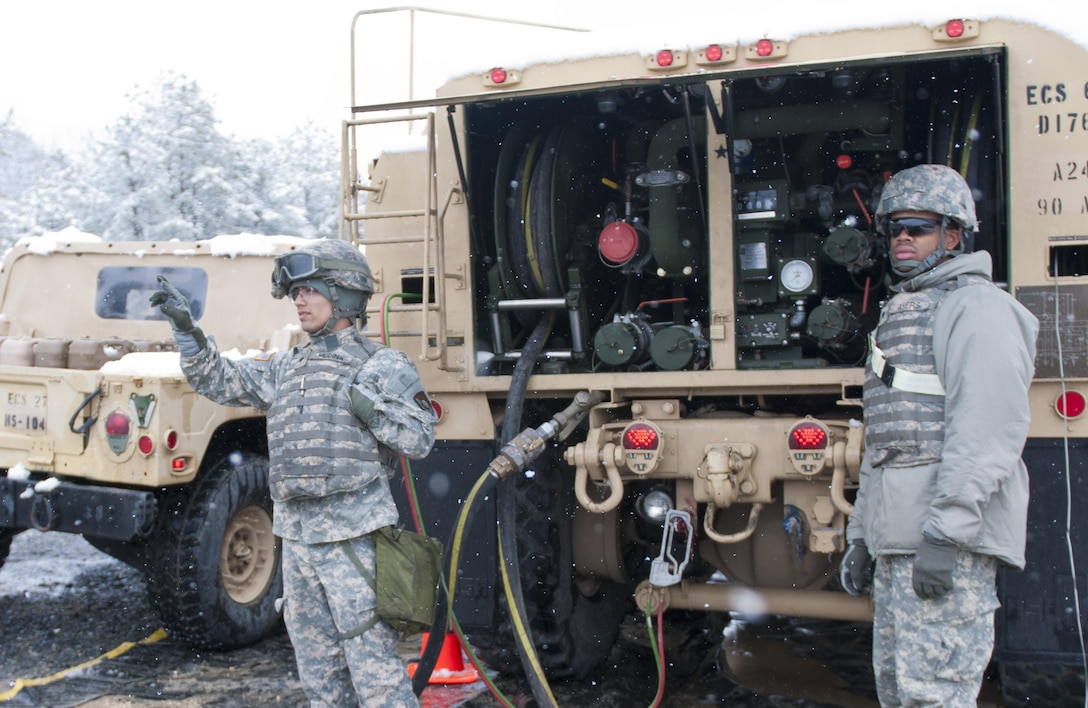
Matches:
[152,239,435,707]
[839,165,1038,706]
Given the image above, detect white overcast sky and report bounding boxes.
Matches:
[0,1,1076,151]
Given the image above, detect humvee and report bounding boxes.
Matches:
[0,231,306,649]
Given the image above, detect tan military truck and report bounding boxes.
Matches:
[0,231,306,649]
[346,8,1088,703]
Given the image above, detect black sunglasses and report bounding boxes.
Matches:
[879,216,942,237]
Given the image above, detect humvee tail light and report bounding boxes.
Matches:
[137,434,154,456]
[694,43,737,67]
[484,67,520,88]
[163,428,179,451]
[788,419,830,475]
[490,68,507,84]
[171,456,191,473]
[1056,391,1086,420]
[705,44,723,62]
[746,38,786,60]
[105,411,131,454]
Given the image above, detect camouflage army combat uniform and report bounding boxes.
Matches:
[153,239,435,707]
[841,165,1038,707]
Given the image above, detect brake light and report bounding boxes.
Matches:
[624,423,659,450]
[621,421,663,475]
[788,421,828,450]
[1056,391,1086,420]
[171,456,191,473]
[787,419,830,475]
[105,411,131,454]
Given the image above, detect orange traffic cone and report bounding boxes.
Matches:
[407,631,481,685]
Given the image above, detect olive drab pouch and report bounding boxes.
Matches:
[371,525,443,638]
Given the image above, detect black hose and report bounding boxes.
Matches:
[497,314,556,706]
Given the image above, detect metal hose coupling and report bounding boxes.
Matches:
[486,390,605,481]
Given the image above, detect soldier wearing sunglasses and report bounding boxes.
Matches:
[840,164,1038,706]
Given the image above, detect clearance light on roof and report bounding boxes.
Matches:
[483,67,521,88]
[695,43,737,66]
[746,38,786,60]
[788,419,830,475]
[647,49,687,71]
[933,19,979,42]
[1056,391,1086,420]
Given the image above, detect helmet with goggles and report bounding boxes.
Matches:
[875,164,977,278]
[271,240,374,331]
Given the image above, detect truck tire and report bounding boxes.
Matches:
[0,529,15,572]
[479,448,631,679]
[146,451,282,649]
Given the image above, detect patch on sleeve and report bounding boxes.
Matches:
[414,391,433,412]
[253,351,273,362]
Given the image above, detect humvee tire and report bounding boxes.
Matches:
[0,529,16,573]
[146,452,282,649]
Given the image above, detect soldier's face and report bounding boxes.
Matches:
[292,286,335,333]
[888,210,961,271]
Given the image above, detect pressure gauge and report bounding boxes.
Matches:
[780,258,815,294]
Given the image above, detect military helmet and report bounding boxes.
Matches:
[271,239,374,331]
[876,164,978,231]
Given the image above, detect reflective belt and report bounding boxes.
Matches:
[869,335,946,397]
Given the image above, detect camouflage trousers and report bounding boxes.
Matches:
[872,552,999,707]
[282,535,419,708]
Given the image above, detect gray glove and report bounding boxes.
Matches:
[149,275,207,356]
[912,534,958,600]
[840,541,873,596]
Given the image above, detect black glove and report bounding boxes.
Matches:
[840,541,873,596]
[150,275,207,355]
[912,534,958,600]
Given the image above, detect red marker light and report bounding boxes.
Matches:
[599,221,640,264]
[945,20,965,38]
[1056,392,1086,419]
[755,39,774,57]
[138,434,154,456]
[105,412,130,436]
[490,68,507,84]
[705,44,723,62]
[656,50,674,67]
[163,429,179,451]
[623,422,660,451]
[836,154,853,169]
[788,421,828,450]
[430,398,444,421]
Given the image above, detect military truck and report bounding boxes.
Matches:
[345,8,1088,703]
[0,232,306,649]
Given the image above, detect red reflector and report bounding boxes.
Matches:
[1056,392,1086,419]
[430,398,444,421]
[105,412,130,436]
[705,44,723,62]
[836,154,853,169]
[138,435,154,456]
[599,221,640,264]
[164,429,179,451]
[788,422,828,450]
[624,423,659,450]
[490,67,507,84]
[755,39,774,57]
[945,20,965,38]
[656,50,674,67]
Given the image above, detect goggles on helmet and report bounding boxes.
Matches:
[877,216,942,238]
[271,252,370,290]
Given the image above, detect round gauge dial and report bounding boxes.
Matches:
[780,259,814,293]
